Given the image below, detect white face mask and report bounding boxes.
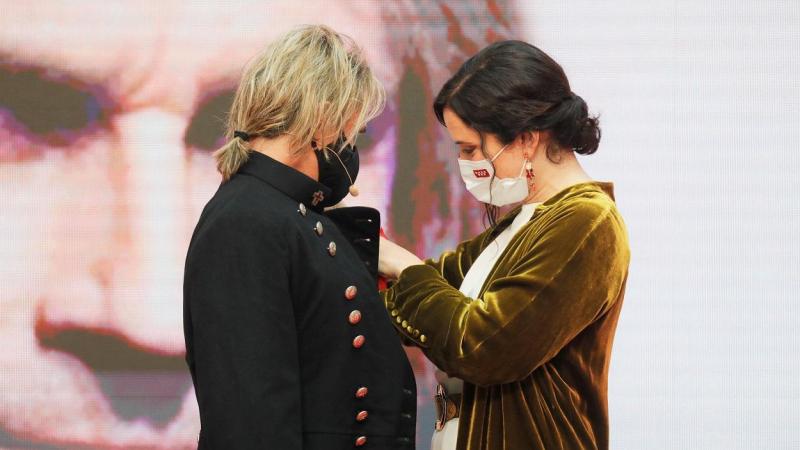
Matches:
[457,143,529,206]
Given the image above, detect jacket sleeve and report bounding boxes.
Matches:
[184,212,302,449]
[382,203,629,386]
[382,227,490,346]
[421,227,493,288]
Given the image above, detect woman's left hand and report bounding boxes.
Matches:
[379,237,423,280]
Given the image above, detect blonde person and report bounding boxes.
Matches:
[183,26,416,449]
[379,41,630,450]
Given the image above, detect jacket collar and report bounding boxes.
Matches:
[237,150,332,212]
[538,181,615,209]
[492,181,615,234]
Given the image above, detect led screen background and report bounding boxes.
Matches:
[1,1,798,449]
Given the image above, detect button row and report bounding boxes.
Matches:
[391,311,426,343]
[355,386,368,447]
[298,206,336,257]
[299,204,373,449]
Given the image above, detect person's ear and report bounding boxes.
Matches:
[519,131,540,159]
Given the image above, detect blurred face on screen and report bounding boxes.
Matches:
[0,2,399,448]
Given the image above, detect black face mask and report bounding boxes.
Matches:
[314,135,360,207]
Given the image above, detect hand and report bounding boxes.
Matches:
[379,237,423,280]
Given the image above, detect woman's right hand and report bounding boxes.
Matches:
[378,237,423,280]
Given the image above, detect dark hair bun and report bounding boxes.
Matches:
[549,94,601,155]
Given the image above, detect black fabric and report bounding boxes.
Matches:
[183,151,416,449]
[239,150,333,213]
[315,138,360,207]
[325,206,379,281]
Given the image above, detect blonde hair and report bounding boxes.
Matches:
[213,25,386,180]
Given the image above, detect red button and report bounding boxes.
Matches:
[348,310,362,325]
[352,335,365,349]
[355,436,367,446]
[355,387,368,398]
[345,285,358,300]
[356,410,368,422]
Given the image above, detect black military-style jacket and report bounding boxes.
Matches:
[183,151,416,449]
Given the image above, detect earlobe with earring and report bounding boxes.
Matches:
[526,160,536,189]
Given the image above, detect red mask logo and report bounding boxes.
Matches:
[473,169,490,178]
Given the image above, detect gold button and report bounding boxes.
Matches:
[412,329,420,338]
[355,436,367,446]
[355,387,368,398]
[401,320,408,328]
[345,285,358,300]
[348,310,362,325]
[328,241,337,256]
[406,325,413,333]
[396,316,402,324]
[314,221,324,236]
[352,335,366,349]
[390,309,399,317]
[356,410,369,422]
[420,334,427,343]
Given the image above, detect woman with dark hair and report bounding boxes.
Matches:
[379,40,630,450]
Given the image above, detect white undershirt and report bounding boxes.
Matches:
[431,202,541,450]
[458,202,540,299]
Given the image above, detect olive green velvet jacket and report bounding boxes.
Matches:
[383,182,630,450]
